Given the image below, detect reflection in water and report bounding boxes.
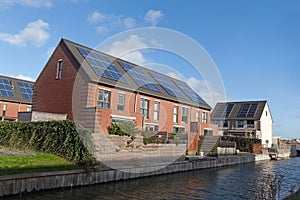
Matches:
[6,157,300,200]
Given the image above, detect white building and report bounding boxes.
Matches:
[211,100,273,148]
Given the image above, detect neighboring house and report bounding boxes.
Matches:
[33,38,216,135]
[0,75,34,121]
[211,100,273,147]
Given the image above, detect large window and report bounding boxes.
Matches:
[237,120,244,128]
[204,129,213,136]
[173,105,179,123]
[117,94,125,111]
[97,89,111,108]
[56,59,63,80]
[173,127,185,133]
[182,107,189,124]
[195,110,200,122]
[247,120,255,128]
[202,112,207,124]
[140,98,149,119]
[154,101,160,121]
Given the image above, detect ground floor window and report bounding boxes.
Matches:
[145,124,159,133]
[204,129,213,136]
[173,127,185,133]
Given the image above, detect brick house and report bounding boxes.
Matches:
[211,100,273,147]
[0,75,33,121]
[33,38,216,136]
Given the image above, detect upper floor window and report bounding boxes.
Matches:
[140,98,149,119]
[202,112,207,124]
[195,110,200,122]
[182,107,189,124]
[173,105,179,123]
[154,101,160,121]
[237,120,244,128]
[56,59,63,80]
[117,94,125,111]
[247,120,255,128]
[97,89,110,109]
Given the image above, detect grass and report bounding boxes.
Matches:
[0,153,79,176]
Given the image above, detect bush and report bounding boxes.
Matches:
[221,136,261,153]
[108,121,139,136]
[0,120,94,165]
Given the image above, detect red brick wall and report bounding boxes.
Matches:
[0,101,31,120]
[32,41,80,120]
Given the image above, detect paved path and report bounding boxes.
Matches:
[0,149,35,156]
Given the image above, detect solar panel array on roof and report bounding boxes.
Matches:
[238,103,258,117]
[0,78,14,97]
[77,47,128,83]
[173,80,206,104]
[213,103,234,118]
[149,72,186,99]
[17,81,33,100]
[118,61,161,92]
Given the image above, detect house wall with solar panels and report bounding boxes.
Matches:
[33,38,216,136]
[211,100,273,148]
[0,75,34,121]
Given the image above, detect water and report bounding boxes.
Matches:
[6,157,300,200]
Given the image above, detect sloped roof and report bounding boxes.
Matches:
[0,75,34,104]
[211,100,268,120]
[60,38,211,110]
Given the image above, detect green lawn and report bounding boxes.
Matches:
[0,153,79,176]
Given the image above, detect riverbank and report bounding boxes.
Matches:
[0,154,256,197]
[285,187,300,200]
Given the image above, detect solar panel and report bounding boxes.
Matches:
[118,61,161,92]
[0,78,14,97]
[149,72,186,99]
[173,80,206,104]
[213,103,234,118]
[17,81,33,100]
[238,103,258,117]
[77,47,128,83]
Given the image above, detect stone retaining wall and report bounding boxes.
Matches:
[0,154,255,197]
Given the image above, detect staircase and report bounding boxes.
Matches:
[199,136,219,156]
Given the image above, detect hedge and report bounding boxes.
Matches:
[0,120,94,165]
[221,136,261,153]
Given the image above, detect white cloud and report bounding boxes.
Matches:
[187,77,225,107]
[144,9,163,26]
[0,0,52,8]
[13,74,35,82]
[104,35,149,65]
[167,72,184,81]
[123,17,136,29]
[96,26,109,34]
[0,19,49,47]
[87,10,106,23]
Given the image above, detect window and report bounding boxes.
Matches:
[154,101,160,121]
[140,98,149,119]
[2,104,6,118]
[182,107,188,124]
[145,124,159,133]
[173,105,179,123]
[117,94,125,111]
[56,59,63,79]
[211,120,221,127]
[97,89,111,108]
[223,120,229,128]
[266,111,268,116]
[204,129,213,136]
[173,127,185,133]
[237,120,244,128]
[195,111,200,122]
[202,112,207,124]
[247,120,255,128]
[26,105,32,112]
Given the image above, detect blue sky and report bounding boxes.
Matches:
[0,0,299,138]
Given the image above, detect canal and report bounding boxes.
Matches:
[6,157,300,200]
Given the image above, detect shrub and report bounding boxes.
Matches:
[0,120,94,165]
[108,121,139,136]
[221,136,261,153]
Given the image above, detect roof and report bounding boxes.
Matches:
[0,75,34,104]
[211,100,268,120]
[60,38,211,110]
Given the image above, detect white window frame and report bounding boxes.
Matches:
[97,89,111,109]
[173,105,179,123]
[202,112,207,124]
[117,93,125,111]
[182,107,189,124]
[154,101,160,121]
[140,98,149,119]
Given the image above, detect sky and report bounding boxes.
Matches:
[0,0,299,138]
